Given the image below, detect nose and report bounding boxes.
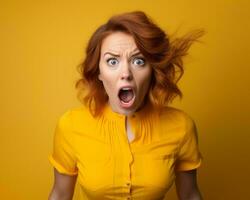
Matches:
[120,62,133,81]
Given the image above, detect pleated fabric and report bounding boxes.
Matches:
[49,102,202,200]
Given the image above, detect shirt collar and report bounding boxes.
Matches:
[102,100,154,120]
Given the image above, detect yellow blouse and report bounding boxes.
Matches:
[48,102,202,200]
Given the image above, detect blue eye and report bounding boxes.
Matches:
[107,58,119,66]
[133,57,145,66]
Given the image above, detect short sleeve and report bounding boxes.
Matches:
[48,110,78,175]
[175,114,203,171]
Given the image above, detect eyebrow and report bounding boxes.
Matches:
[103,51,142,57]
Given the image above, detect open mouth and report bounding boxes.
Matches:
[118,87,135,108]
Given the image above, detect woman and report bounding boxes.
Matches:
[48,11,204,200]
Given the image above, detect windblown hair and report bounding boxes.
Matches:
[75,11,205,117]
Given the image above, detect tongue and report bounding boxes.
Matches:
[119,90,134,103]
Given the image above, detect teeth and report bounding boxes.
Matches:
[122,87,132,90]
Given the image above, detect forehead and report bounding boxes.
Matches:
[101,32,137,53]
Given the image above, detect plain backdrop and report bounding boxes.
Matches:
[0,0,249,199]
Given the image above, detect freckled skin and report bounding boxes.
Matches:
[98,32,152,116]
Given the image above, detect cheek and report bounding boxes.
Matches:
[100,74,116,94]
[103,81,113,93]
[139,71,152,92]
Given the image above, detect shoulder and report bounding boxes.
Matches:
[58,105,93,122]
[159,106,195,126]
[57,105,97,134]
[158,106,196,139]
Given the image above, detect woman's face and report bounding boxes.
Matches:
[98,31,152,116]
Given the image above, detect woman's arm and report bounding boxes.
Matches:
[48,168,77,200]
[175,169,203,200]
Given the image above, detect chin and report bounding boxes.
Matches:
[116,108,132,116]
[110,100,138,116]
[118,105,138,116]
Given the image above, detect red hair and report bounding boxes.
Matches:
[75,11,205,117]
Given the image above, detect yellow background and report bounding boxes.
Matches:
[1,0,249,199]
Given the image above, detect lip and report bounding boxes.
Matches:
[118,85,135,92]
